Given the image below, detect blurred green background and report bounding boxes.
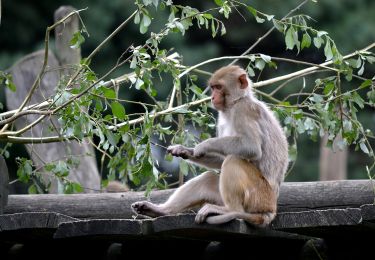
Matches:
[0,0,374,185]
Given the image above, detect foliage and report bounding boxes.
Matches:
[0,0,374,193]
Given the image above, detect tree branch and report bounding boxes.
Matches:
[1,42,374,140]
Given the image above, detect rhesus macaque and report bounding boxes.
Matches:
[132,65,289,226]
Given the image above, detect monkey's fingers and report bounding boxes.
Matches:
[167,145,191,159]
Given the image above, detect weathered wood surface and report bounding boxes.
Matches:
[1,205,375,243]
[0,212,77,232]
[5,6,100,193]
[53,213,310,241]
[5,180,375,218]
[0,155,9,214]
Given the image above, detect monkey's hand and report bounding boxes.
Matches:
[194,141,212,158]
[167,145,194,159]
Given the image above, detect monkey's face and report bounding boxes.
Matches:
[210,84,226,111]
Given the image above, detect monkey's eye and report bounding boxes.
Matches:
[211,85,222,90]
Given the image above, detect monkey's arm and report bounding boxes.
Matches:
[167,145,225,169]
[194,135,262,161]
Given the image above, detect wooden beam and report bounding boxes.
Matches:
[4,180,375,219]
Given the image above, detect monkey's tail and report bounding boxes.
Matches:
[206,212,276,227]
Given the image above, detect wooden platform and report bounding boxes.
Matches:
[1,180,375,259]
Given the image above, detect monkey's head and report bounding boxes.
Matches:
[208,65,252,111]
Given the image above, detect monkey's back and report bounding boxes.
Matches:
[253,100,289,196]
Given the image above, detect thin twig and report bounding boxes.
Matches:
[87,10,138,61]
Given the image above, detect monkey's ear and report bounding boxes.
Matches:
[239,74,248,89]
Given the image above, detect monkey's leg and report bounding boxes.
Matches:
[131,171,223,217]
[196,155,276,225]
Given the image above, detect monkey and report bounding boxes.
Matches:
[131,65,289,226]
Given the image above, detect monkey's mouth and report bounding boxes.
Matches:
[212,101,225,110]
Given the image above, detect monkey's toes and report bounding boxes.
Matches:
[131,201,145,214]
[195,213,207,224]
[131,201,165,218]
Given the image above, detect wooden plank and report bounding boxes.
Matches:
[5,189,173,218]
[272,208,363,229]
[54,213,310,241]
[54,219,143,239]
[5,180,375,219]
[1,207,374,242]
[0,212,77,231]
[147,214,311,241]
[0,212,78,242]
[360,204,375,221]
[278,180,375,212]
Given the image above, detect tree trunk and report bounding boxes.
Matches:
[319,133,347,180]
[5,6,100,193]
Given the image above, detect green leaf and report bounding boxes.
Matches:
[134,12,140,24]
[255,59,265,70]
[203,13,213,19]
[360,79,372,89]
[220,25,226,36]
[324,40,333,61]
[301,33,311,50]
[260,54,271,63]
[288,143,297,162]
[214,0,224,6]
[174,107,191,114]
[304,118,315,130]
[255,16,265,23]
[28,184,38,194]
[365,56,375,64]
[70,31,85,49]
[111,101,126,120]
[165,153,173,162]
[296,119,306,134]
[5,78,16,92]
[313,37,323,49]
[140,21,148,34]
[352,92,365,109]
[180,160,189,176]
[285,27,295,50]
[135,78,144,90]
[265,14,274,21]
[211,20,217,37]
[272,19,284,32]
[72,182,84,193]
[367,90,375,103]
[247,66,255,77]
[323,82,335,95]
[360,142,369,154]
[317,31,328,37]
[44,163,56,171]
[358,64,365,76]
[102,87,116,99]
[175,21,185,32]
[246,6,257,17]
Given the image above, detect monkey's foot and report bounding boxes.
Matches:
[195,204,227,224]
[131,201,166,218]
